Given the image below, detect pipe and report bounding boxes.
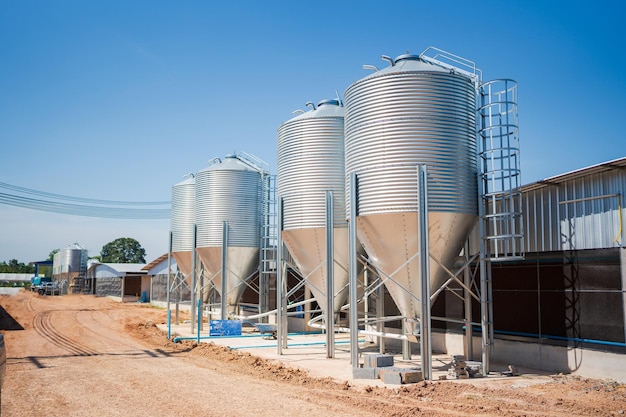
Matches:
[362,64,379,72]
[173,331,322,344]
[484,328,626,348]
[230,339,365,351]
[231,298,317,321]
[381,55,394,67]
[307,319,410,341]
[167,309,171,340]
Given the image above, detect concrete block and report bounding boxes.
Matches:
[353,367,377,379]
[383,371,403,385]
[401,369,423,384]
[377,366,399,380]
[363,353,394,368]
[380,367,423,384]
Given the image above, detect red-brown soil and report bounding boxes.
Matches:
[1,290,625,416]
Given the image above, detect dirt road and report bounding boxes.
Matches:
[1,290,625,416]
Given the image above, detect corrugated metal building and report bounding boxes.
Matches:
[477,157,625,380]
[522,157,625,252]
[432,157,626,381]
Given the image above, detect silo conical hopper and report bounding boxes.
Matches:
[277,99,352,315]
[344,53,479,335]
[170,175,195,284]
[195,154,264,315]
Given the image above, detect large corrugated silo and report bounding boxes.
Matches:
[344,53,479,335]
[277,99,351,315]
[195,154,265,315]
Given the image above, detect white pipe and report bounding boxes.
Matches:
[307,317,410,341]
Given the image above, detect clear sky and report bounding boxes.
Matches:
[1,0,624,264]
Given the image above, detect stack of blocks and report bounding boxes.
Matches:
[353,353,424,385]
[448,355,484,379]
[448,354,469,379]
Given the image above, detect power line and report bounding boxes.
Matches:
[0,183,170,219]
[0,182,169,206]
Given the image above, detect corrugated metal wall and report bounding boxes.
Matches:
[523,166,625,252]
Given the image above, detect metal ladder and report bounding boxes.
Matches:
[259,172,277,321]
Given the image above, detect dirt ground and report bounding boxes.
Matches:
[1,290,625,416]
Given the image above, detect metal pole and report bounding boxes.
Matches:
[221,221,229,321]
[478,166,490,376]
[377,274,385,354]
[197,298,201,343]
[402,320,411,360]
[190,224,198,334]
[418,165,432,381]
[167,232,172,339]
[276,197,284,354]
[349,173,359,368]
[199,231,204,330]
[167,231,172,317]
[464,241,473,360]
[325,191,335,358]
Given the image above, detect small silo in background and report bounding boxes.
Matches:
[170,174,195,285]
[53,242,88,293]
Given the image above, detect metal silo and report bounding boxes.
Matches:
[277,99,350,316]
[195,154,265,315]
[170,174,195,282]
[344,53,479,335]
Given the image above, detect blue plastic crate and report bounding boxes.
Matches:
[209,320,242,336]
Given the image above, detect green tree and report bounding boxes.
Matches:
[0,259,34,273]
[100,238,146,263]
[48,249,60,260]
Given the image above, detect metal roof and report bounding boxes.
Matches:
[87,262,147,275]
[142,253,169,271]
[522,156,626,192]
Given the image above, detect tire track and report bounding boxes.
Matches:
[33,310,99,356]
[25,296,35,313]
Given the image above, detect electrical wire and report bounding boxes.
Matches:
[0,183,170,219]
[0,182,168,205]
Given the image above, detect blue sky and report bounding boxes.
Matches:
[1,0,624,263]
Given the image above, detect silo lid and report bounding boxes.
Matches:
[317,99,341,107]
[394,54,420,64]
[279,98,344,126]
[352,52,448,85]
[198,154,258,172]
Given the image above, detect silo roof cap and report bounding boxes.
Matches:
[198,154,258,173]
[394,53,420,64]
[317,99,341,107]
[279,98,344,125]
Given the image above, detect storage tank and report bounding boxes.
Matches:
[277,99,351,315]
[170,174,195,282]
[52,243,88,287]
[195,154,265,315]
[344,53,479,335]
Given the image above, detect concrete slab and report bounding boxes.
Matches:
[160,322,553,388]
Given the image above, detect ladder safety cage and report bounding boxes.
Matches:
[478,79,524,261]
